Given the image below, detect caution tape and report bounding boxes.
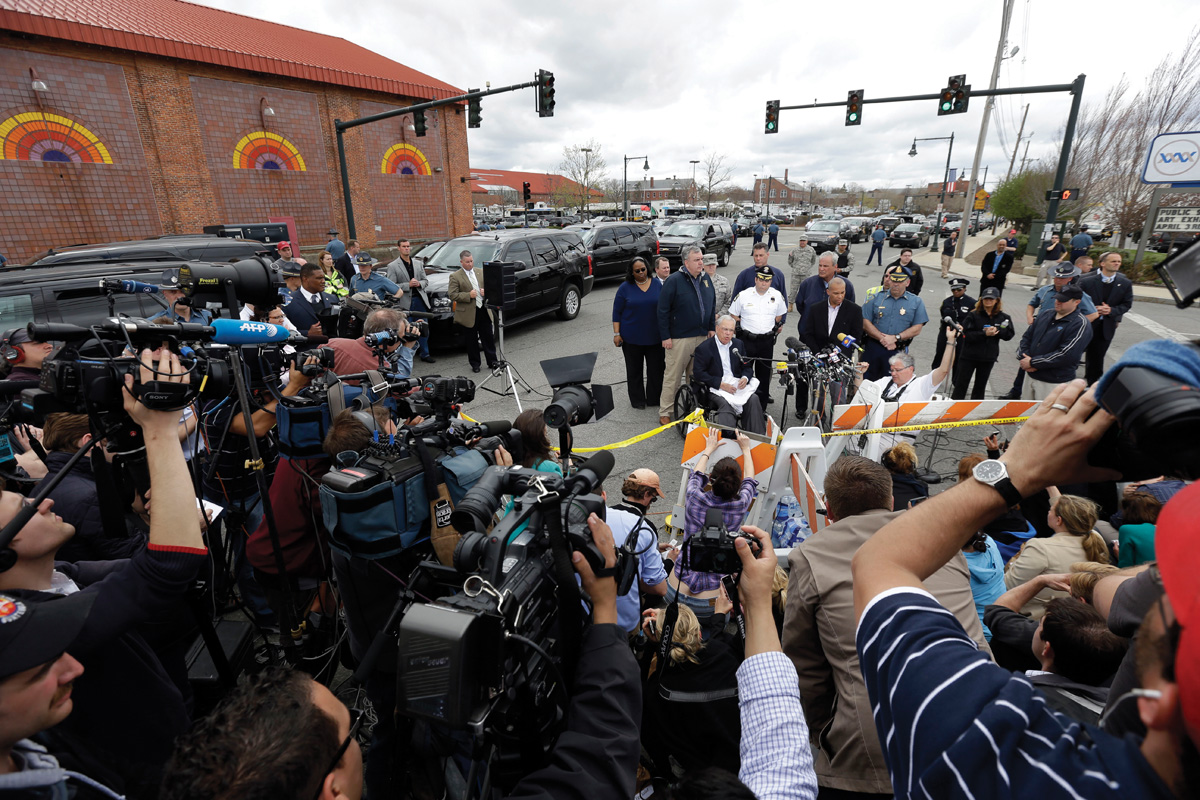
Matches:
[820,415,1030,438]
[459,409,707,453]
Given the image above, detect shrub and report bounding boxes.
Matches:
[1086,246,1165,283]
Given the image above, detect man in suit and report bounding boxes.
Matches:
[798,277,863,353]
[1079,251,1134,385]
[447,250,497,373]
[282,263,337,345]
[691,315,765,435]
[980,239,1014,295]
[384,238,434,363]
[333,239,360,286]
[782,455,990,797]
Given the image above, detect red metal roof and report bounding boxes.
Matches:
[0,0,463,101]
[470,169,602,198]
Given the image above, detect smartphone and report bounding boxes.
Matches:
[908,496,929,509]
[647,618,657,637]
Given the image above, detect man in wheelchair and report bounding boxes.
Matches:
[689,315,767,435]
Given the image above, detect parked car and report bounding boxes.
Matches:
[889,223,930,249]
[562,221,658,281]
[841,217,871,242]
[412,241,445,268]
[1148,231,1200,253]
[420,229,594,345]
[875,216,903,234]
[656,219,734,268]
[735,216,758,235]
[805,219,853,254]
[25,234,275,268]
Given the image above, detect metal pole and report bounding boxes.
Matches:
[1005,103,1030,182]
[1133,185,1168,265]
[1019,138,1032,174]
[956,0,1014,258]
[1041,74,1087,259]
[623,156,628,222]
[335,123,356,241]
[934,132,954,251]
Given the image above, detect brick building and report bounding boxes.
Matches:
[753,173,807,206]
[470,169,601,209]
[621,176,697,205]
[0,0,472,263]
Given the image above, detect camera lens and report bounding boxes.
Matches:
[544,385,593,429]
[452,532,489,573]
[450,467,507,534]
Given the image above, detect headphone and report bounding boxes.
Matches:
[0,329,24,365]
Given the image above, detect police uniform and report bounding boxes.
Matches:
[729,269,786,408]
[148,268,213,325]
[933,278,975,372]
[862,269,929,381]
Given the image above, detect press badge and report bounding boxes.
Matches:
[434,499,452,528]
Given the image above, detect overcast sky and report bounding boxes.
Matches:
[199,0,1196,194]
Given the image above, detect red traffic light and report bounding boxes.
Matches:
[1061,188,1073,200]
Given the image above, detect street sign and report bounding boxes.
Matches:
[1154,206,1200,232]
[974,189,990,210]
[1141,131,1200,184]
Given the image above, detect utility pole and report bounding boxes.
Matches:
[956,0,1014,256]
[1019,137,1032,174]
[1005,103,1030,182]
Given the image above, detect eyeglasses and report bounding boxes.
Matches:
[633,267,647,273]
[312,707,364,800]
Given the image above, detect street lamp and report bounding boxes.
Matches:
[580,147,592,219]
[689,159,700,207]
[908,133,955,251]
[623,154,648,221]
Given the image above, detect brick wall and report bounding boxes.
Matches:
[0,34,471,263]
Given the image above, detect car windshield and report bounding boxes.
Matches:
[895,224,921,232]
[665,223,704,237]
[810,221,841,232]
[879,218,899,226]
[423,238,501,271]
[563,225,595,245]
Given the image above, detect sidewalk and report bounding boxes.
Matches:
[945,256,1175,305]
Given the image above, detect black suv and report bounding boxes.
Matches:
[562,222,658,281]
[804,219,854,253]
[25,234,276,268]
[656,219,734,268]
[420,230,595,344]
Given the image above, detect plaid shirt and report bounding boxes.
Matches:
[678,470,758,592]
[738,652,818,800]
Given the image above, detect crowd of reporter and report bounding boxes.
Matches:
[0,243,1195,800]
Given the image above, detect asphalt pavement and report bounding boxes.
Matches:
[412,229,1200,531]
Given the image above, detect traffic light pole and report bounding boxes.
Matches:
[333,78,540,240]
[1036,74,1086,265]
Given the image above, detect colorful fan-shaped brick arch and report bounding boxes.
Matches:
[381,143,432,175]
[0,111,113,164]
[232,131,307,171]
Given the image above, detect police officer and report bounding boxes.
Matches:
[728,264,786,409]
[861,266,929,381]
[149,268,213,324]
[932,277,975,371]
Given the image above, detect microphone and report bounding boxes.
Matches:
[565,449,616,494]
[100,278,160,295]
[785,336,806,353]
[836,332,864,352]
[730,346,747,364]
[100,319,213,339]
[942,315,964,332]
[208,318,291,345]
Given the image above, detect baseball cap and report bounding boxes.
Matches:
[949,278,970,290]
[627,469,666,498]
[885,266,911,282]
[159,268,181,289]
[1052,262,1081,279]
[797,234,808,241]
[277,240,292,251]
[1054,284,1083,302]
[1153,482,1200,732]
[980,286,1001,299]
[837,239,848,246]
[702,253,718,266]
[0,592,95,681]
[755,265,774,280]
[280,262,302,278]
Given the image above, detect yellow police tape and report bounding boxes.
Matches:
[459,409,707,453]
[820,415,1031,438]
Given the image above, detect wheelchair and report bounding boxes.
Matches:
[672,372,714,439]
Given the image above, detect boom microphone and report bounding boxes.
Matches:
[565,449,616,494]
[208,318,291,346]
[731,346,748,364]
[785,336,807,353]
[836,332,864,352]
[100,278,160,295]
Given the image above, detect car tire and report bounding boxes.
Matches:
[719,247,730,267]
[557,282,582,320]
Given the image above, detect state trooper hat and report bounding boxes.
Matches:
[886,266,911,281]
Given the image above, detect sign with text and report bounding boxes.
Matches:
[1154,207,1200,232]
[1142,131,1200,184]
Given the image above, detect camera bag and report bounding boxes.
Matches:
[320,452,429,559]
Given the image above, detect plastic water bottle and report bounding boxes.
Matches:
[771,499,790,547]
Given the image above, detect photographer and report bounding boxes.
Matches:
[493,409,564,541]
[325,307,418,380]
[0,349,206,795]
[850,380,1196,798]
[0,328,54,382]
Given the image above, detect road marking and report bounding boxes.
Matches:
[1126,312,1192,343]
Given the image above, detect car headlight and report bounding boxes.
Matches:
[432,296,451,309]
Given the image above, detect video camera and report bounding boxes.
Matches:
[684,507,762,574]
[363,320,429,351]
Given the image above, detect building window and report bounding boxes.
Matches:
[769,189,775,198]
[781,191,788,198]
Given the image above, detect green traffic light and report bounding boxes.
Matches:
[767,122,776,131]
[849,113,858,122]
[941,102,952,111]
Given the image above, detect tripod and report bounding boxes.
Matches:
[476,306,535,412]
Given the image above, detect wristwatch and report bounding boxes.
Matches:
[972,459,1022,507]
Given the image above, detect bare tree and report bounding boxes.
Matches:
[698,151,735,211]
[557,140,608,216]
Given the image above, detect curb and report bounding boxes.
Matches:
[945,259,1176,306]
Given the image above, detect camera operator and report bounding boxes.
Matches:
[149,269,213,325]
[34,413,144,563]
[283,262,338,344]
[850,379,1198,798]
[201,345,314,632]
[0,328,53,382]
[324,307,418,381]
[492,409,564,541]
[0,349,206,795]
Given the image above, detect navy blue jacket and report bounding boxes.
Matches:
[693,336,751,392]
[282,288,337,332]
[36,452,143,563]
[794,275,856,323]
[1017,308,1093,383]
[657,268,716,340]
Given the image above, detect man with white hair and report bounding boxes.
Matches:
[851,334,957,453]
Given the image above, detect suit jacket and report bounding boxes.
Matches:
[384,256,429,311]
[692,335,751,392]
[333,252,356,286]
[980,251,1014,283]
[282,288,337,332]
[447,267,493,328]
[783,508,991,793]
[798,300,863,353]
[1078,271,1134,341]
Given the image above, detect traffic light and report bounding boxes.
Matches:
[413,109,427,137]
[537,70,555,117]
[1062,187,1078,201]
[765,100,779,134]
[468,90,482,128]
[845,89,862,126]
[1045,187,1081,201]
[523,181,532,204]
[938,75,970,115]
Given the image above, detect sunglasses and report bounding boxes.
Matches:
[312,707,364,800]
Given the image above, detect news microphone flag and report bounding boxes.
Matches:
[208,318,290,345]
